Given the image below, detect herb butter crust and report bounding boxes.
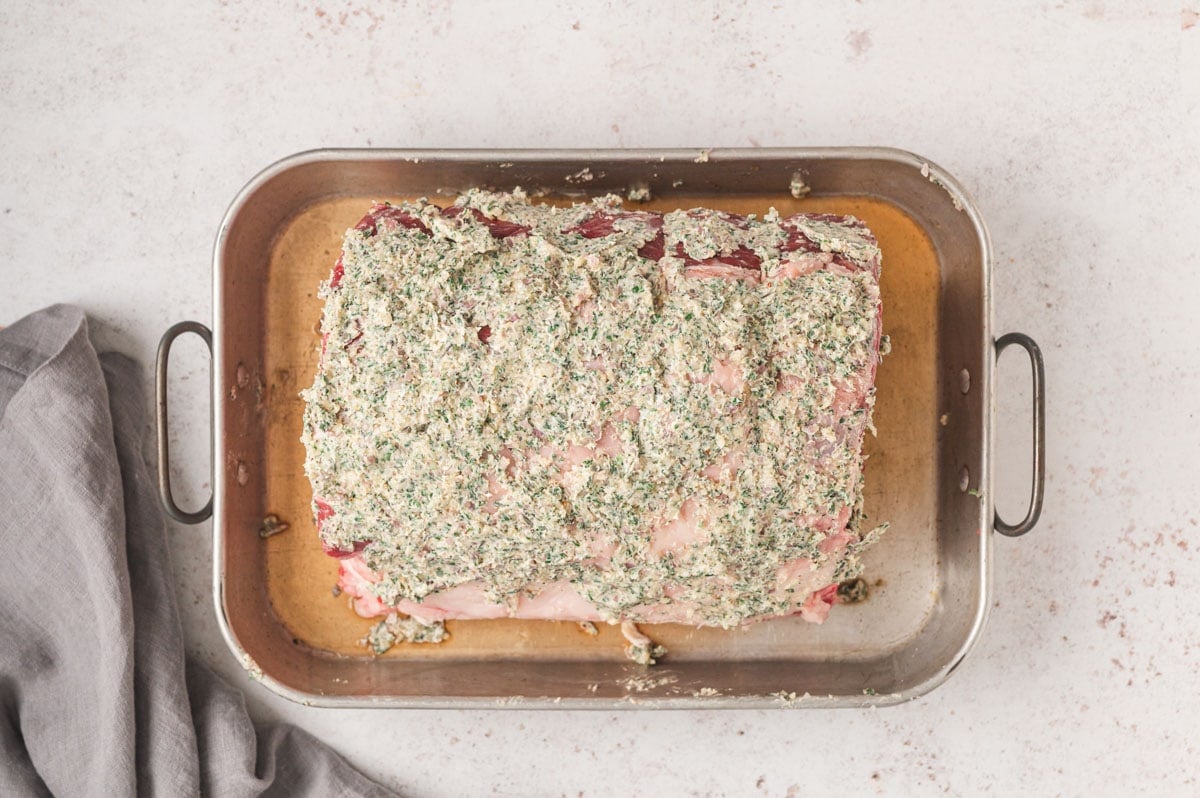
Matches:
[302,190,887,630]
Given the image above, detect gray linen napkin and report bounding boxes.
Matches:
[0,305,395,798]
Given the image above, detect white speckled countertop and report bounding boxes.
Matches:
[3,1,1198,794]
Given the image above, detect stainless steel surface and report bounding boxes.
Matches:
[201,147,1037,708]
[992,332,1046,537]
[156,320,214,525]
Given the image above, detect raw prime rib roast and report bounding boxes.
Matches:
[301,189,887,652]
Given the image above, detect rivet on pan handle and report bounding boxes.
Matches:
[156,321,214,524]
[993,332,1045,537]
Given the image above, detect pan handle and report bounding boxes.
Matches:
[993,332,1045,537]
[155,321,214,524]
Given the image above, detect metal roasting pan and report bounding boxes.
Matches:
[155,148,1044,708]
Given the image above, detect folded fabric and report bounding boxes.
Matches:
[0,305,395,798]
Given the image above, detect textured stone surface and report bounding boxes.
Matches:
[2,1,1197,794]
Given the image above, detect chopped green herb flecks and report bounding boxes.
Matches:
[366,614,449,654]
[302,189,886,628]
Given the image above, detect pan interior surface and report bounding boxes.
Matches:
[213,150,987,706]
